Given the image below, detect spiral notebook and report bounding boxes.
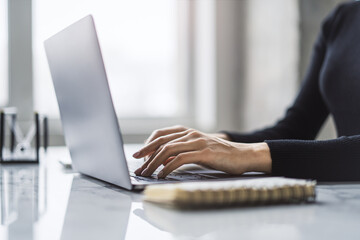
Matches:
[144,177,316,208]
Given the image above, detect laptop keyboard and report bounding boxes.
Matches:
[129,170,215,182]
[127,159,217,183]
[130,174,170,182]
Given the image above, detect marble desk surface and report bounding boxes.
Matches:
[0,145,360,240]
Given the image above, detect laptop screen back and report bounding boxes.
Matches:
[44,15,132,190]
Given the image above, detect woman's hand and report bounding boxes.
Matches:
[133,125,272,178]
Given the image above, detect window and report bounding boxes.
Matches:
[33,0,187,120]
[0,0,8,106]
[12,0,308,144]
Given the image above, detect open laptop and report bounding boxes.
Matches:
[44,15,256,190]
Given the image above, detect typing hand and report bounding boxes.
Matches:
[133,125,271,179]
[140,125,228,162]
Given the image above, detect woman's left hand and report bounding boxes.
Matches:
[133,127,272,179]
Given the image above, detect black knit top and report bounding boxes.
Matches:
[223,2,360,181]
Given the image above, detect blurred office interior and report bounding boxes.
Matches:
[0,0,347,145]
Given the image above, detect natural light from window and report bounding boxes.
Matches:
[33,0,184,118]
[0,0,8,106]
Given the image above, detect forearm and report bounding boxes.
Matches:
[213,134,272,174]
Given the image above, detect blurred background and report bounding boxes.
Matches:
[0,0,347,145]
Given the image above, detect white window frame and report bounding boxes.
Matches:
[7,0,245,145]
[0,0,8,107]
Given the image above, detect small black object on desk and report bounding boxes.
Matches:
[0,108,49,164]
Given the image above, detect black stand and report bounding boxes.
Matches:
[0,108,48,164]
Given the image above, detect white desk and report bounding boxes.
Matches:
[0,146,360,240]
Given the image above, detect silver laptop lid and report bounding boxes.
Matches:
[44,15,132,190]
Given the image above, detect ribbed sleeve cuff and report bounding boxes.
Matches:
[265,140,292,177]
[265,139,319,179]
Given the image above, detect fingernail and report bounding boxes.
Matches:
[157,171,164,178]
[141,168,149,176]
[133,152,140,158]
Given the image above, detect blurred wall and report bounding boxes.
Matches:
[220,0,348,139]
[242,0,299,133]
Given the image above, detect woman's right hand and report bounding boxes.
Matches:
[133,125,271,178]
[141,125,230,162]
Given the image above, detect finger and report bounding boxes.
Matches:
[163,156,176,166]
[134,147,162,175]
[133,130,189,158]
[143,151,154,162]
[141,140,202,176]
[135,136,178,175]
[135,128,198,159]
[157,151,202,178]
[135,131,197,174]
[135,131,202,174]
[165,132,193,145]
[137,134,190,173]
[145,125,188,145]
[135,156,173,175]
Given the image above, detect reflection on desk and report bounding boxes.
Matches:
[60,177,132,240]
[1,146,360,240]
[0,164,45,236]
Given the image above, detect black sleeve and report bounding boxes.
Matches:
[222,4,360,181]
[266,136,360,181]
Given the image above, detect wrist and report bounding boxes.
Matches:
[247,142,272,173]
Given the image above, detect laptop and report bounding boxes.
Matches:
[44,15,256,190]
